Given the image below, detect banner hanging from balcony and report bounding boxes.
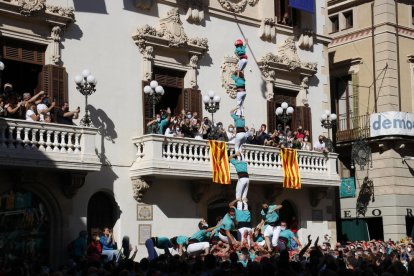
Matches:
[370,112,414,137]
[289,0,315,14]
[208,140,231,185]
[280,148,301,189]
[340,177,356,198]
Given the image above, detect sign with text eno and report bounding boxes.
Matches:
[370,112,414,137]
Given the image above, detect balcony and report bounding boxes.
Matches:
[130,135,340,186]
[336,114,370,143]
[0,118,101,171]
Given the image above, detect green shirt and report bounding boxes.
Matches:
[231,75,246,88]
[156,237,172,248]
[158,118,169,134]
[279,229,295,248]
[190,230,209,242]
[261,205,279,224]
[221,213,236,231]
[231,114,245,128]
[230,159,248,173]
[176,236,189,246]
[235,208,251,223]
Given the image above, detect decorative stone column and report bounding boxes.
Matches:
[259,18,276,41]
[131,176,150,202]
[298,76,309,106]
[189,55,199,88]
[142,46,154,81]
[263,70,276,101]
[50,26,62,64]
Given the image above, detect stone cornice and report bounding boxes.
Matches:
[0,0,75,27]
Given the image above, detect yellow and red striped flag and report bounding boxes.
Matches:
[280,148,301,189]
[208,140,231,185]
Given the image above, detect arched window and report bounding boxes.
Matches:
[279,200,298,231]
[87,192,118,235]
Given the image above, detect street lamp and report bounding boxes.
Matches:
[320,110,337,140]
[74,69,97,127]
[0,61,5,92]
[275,101,294,146]
[202,90,221,124]
[143,80,164,117]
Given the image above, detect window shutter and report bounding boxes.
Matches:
[267,100,278,133]
[182,89,202,117]
[38,65,68,106]
[294,106,312,135]
[1,39,45,65]
[153,67,185,89]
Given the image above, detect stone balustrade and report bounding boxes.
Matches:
[0,118,101,171]
[131,135,340,186]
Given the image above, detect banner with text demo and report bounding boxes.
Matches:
[208,140,231,185]
[340,177,356,198]
[281,148,301,189]
[370,112,414,137]
[289,0,315,13]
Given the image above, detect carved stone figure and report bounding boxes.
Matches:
[51,26,62,64]
[46,5,75,22]
[298,29,314,50]
[158,8,188,48]
[178,0,204,23]
[131,177,150,202]
[220,56,239,99]
[218,0,259,13]
[17,0,46,16]
[142,46,154,81]
[259,18,276,41]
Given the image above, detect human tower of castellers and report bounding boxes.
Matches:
[145,39,302,262]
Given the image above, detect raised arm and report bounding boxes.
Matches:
[28,91,45,104]
[228,199,238,209]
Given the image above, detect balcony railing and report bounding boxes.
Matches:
[0,118,101,171]
[336,114,370,143]
[131,135,340,186]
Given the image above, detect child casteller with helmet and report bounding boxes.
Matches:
[234,39,248,75]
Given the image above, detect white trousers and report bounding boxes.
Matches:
[237,58,248,71]
[236,91,247,116]
[263,225,282,248]
[187,242,210,255]
[237,227,252,246]
[218,232,229,243]
[234,131,252,159]
[235,177,249,200]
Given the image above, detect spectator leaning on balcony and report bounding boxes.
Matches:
[301,131,312,151]
[5,94,23,119]
[181,117,194,138]
[147,108,171,134]
[294,125,305,140]
[255,124,270,146]
[37,94,56,122]
[22,91,45,113]
[55,102,80,125]
[313,135,327,152]
[25,103,40,122]
[0,95,6,117]
[226,124,236,143]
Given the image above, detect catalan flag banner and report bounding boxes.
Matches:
[208,140,231,185]
[280,148,301,189]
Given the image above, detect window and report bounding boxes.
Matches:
[344,10,353,29]
[275,0,299,27]
[332,75,353,130]
[412,6,414,25]
[143,66,202,134]
[330,15,339,33]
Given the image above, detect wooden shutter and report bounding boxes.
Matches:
[294,106,312,134]
[38,65,68,106]
[1,38,45,65]
[142,81,153,134]
[182,89,202,117]
[267,100,278,133]
[154,67,185,89]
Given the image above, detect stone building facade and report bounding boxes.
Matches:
[0,0,340,265]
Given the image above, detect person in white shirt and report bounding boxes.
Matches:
[165,122,176,137]
[25,103,39,122]
[226,124,236,144]
[313,135,326,152]
[37,95,55,122]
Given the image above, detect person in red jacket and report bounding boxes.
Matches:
[87,234,102,263]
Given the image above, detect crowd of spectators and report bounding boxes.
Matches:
[147,108,329,152]
[0,83,79,125]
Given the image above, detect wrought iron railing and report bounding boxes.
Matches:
[336,114,370,142]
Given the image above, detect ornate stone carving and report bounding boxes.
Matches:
[258,37,318,100]
[220,56,238,99]
[135,0,153,10]
[259,18,276,41]
[218,0,259,13]
[133,8,208,53]
[298,29,314,50]
[51,26,62,64]
[131,177,150,202]
[61,173,86,198]
[17,0,45,16]
[177,0,204,24]
[133,8,208,87]
[46,5,75,21]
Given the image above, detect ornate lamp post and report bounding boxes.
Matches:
[202,90,221,124]
[143,80,164,117]
[275,102,294,146]
[320,110,337,140]
[74,69,97,127]
[0,61,4,92]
